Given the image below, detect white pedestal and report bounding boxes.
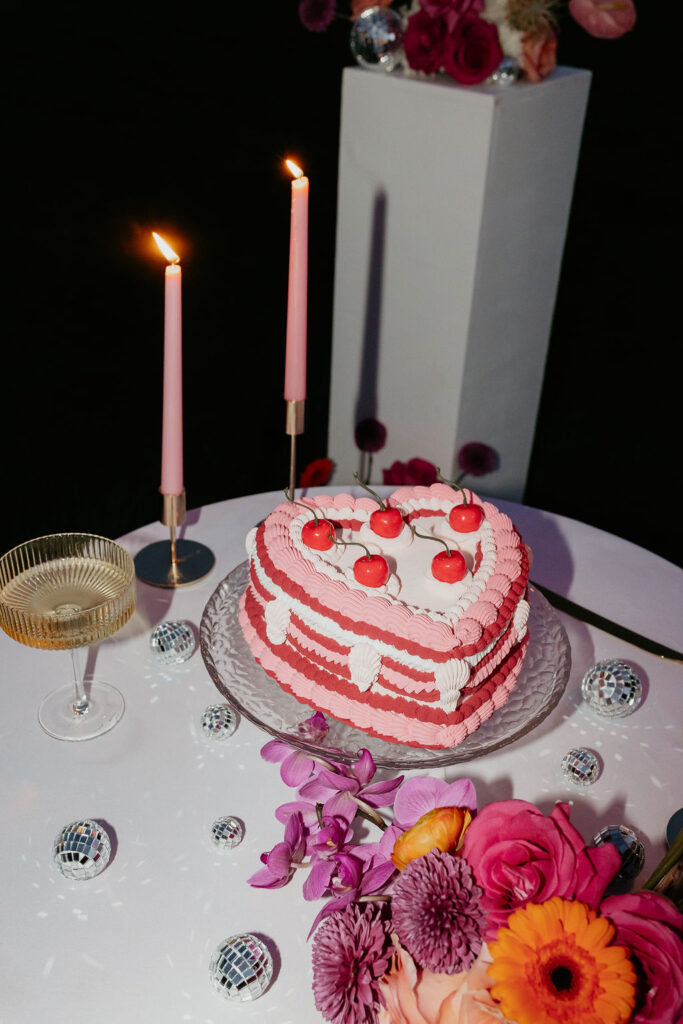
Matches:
[328,66,591,499]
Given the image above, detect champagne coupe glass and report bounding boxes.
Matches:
[0,533,136,741]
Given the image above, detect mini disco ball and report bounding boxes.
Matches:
[209,933,273,1001]
[52,819,111,880]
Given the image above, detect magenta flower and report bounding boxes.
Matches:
[457,441,498,477]
[382,457,438,487]
[600,891,683,1024]
[307,815,355,861]
[403,8,448,74]
[355,417,387,454]
[298,0,336,32]
[248,812,307,889]
[569,0,636,39]
[261,738,319,787]
[312,902,393,1024]
[306,844,397,935]
[296,711,330,743]
[461,799,621,939]
[391,849,486,974]
[299,749,403,822]
[421,0,484,32]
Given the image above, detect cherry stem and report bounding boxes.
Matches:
[333,536,374,560]
[436,467,468,505]
[353,472,386,510]
[284,486,319,525]
[410,523,452,556]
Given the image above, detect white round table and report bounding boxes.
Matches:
[1,489,681,1023]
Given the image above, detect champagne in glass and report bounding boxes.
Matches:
[0,533,136,741]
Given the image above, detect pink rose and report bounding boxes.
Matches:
[378,940,506,1024]
[520,26,558,83]
[442,14,503,85]
[600,892,683,1024]
[569,0,636,39]
[404,9,448,75]
[460,799,620,939]
[382,458,438,486]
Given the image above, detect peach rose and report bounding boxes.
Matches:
[569,0,636,39]
[392,807,472,871]
[520,26,558,83]
[378,940,507,1024]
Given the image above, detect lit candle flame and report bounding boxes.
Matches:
[285,159,304,180]
[152,231,180,264]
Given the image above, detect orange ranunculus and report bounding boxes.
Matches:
[392,807,472,871]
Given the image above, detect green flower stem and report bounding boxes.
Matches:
[436,466,468,504]
[410,522,452,556]
[353,471,386,510]
[642,827,683,895]
[353,797,388,831]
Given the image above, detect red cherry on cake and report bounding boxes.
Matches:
[432,549,467,583]
[353,554,389,587]
[301,518,335,551]
[448,503,484,533]
[369,506,403,539]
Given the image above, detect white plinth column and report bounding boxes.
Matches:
[328,66,591,499]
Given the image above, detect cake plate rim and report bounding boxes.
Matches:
[199,561,571,768]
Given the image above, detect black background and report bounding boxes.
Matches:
[4,4,678,567]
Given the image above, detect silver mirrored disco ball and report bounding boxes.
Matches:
[487,56,520,86]
[592,824,645,880]
[150,620,196,664]
[350,6,404,72]
[211,816,244,850]
[209,934,273,1001]
[561,748,600,787]
[201,704,238,740]
[52,819,111,880]
[581,659,642,718]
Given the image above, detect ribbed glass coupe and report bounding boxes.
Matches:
[0,533,136,741]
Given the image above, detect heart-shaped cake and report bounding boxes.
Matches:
[238,483,529,749]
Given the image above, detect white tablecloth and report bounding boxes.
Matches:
[1,489,681,1023]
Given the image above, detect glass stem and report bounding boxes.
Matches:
[70,649,89,717]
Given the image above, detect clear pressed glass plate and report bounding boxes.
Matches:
[200,562,571,768]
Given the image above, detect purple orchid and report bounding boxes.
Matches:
[298,749,403,823]
[260,738,320,788]
[305,844,397,936]
[296,711,329,743]
[247,812,308,889]
[307,815,355,860]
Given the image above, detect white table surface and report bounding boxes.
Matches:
[1,488,681,1024]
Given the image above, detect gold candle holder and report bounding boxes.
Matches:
[286,399,305,497]
[134,489,215,588]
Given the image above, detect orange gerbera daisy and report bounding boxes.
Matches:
[487,896,637,1024]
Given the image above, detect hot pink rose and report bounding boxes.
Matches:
[600,892,683,1024]
[460,799,621,939]
[442,14,503,85]
[569,0,636,39]
[404,9,448,76]
[520,26,558,83]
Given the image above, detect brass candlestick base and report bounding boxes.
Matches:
[286,399,305,497]
[134,490,215,588]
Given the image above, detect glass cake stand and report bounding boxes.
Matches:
[199,561,571,769]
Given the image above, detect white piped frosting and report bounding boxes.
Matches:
[264,598,290,645]
[348,643,382,692]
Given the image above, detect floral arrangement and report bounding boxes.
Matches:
[298,0,636,85]
[250,718,683,1024]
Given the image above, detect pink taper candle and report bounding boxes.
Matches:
[153,232,184,496]
[284,160,309,402]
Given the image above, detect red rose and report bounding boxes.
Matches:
[300,457,334,488]
[382,458,438,486]
[404,8,448,75]
[442,13,503,85]
[520,26,558,83]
